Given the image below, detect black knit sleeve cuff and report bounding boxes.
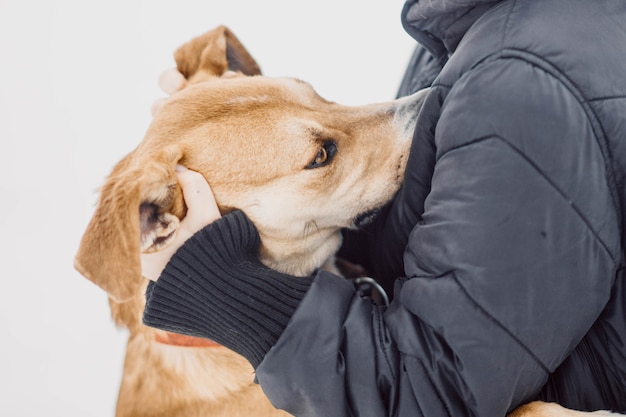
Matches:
[143,210,314,368]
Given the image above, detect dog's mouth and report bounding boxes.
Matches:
[352,207,383,229]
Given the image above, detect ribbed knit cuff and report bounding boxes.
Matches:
[143,210,314,368]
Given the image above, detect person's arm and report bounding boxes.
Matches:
[143,209,314,367]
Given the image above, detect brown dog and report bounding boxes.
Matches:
[75,26,620,417]
[75,25,425,417]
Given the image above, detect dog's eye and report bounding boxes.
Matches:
[306,141,337,169]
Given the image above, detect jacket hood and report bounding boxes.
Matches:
[401,0,501,57]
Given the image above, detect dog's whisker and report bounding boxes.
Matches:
[238,201,261,210]
[303,220,320,240]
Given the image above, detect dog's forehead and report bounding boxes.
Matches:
[148,77,332,143]
[176,76,323,111]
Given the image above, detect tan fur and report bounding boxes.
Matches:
[509,401,621,417]
[74,25,620,417]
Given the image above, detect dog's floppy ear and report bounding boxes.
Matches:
[174,25,261,81]
[74,146,185,302]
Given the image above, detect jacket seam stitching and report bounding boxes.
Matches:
[413,357,453,417]
[430,82,452,90]
[449,270,551,373]
[442,8,477,47]
[375,307,396,382]
[588,95,626,103]
[440,134,618,267]
[475,49,623,235]
[500,0,517,50]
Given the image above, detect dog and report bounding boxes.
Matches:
[74,26,620,417]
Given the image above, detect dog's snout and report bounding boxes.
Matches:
[394,88,430,119]
[392,88,430,138]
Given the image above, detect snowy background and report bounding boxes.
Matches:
[0,1,415,415]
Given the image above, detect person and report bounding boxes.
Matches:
[141,0,626,415]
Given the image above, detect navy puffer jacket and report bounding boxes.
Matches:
[144,0,626,415]
[262,0,626,414]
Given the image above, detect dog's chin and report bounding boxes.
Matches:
[352,207,383,229]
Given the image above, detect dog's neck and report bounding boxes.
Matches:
[258,229,343,277]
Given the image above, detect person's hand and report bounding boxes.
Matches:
[141,165,221,281]
[150,68,187,116]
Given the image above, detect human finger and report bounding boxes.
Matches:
[175,165,221,233]
[159,68,187,95]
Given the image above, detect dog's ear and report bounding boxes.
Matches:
[74,146,185,303]
[174,25,261,82]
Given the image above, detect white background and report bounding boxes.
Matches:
[0,1,415,415]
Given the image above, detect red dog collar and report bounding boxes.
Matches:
[155,331,222,348]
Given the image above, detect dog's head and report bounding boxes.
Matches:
[75,26,428,304]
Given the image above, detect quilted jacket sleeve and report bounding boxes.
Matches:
[256,57,621,417]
